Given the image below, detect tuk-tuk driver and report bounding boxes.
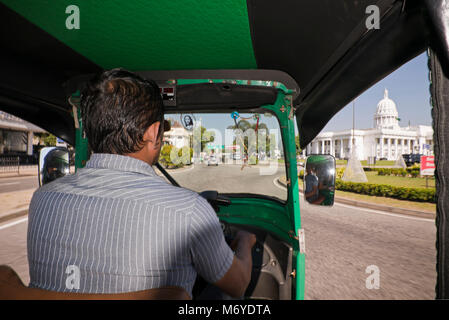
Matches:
[27,68,256,299]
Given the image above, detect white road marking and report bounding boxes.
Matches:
[0,217,28,230]
[272,176,435,223]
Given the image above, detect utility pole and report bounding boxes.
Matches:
[352,99,355,152]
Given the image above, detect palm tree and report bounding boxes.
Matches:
[227,119,270,157]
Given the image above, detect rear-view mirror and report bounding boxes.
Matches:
[303,154,336,206]
[38,147,70,186]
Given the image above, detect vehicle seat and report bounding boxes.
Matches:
[0,265,190,300]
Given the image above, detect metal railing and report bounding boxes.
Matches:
[0,156,20,174]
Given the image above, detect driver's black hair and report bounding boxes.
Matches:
[80,68,163,155]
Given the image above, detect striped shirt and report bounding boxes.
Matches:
[27,153,234,296]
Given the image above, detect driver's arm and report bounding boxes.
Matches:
[190,196,256,298]
[305,184,318,198]
[214,231,256,298]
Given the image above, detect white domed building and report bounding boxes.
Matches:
[305,89,434,160]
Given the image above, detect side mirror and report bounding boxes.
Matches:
[303,154,336,206]
[38,147,70,186]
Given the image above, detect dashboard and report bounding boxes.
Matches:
[191,190,293,300]
[220,222,293,300]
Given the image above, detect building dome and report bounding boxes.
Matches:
[374,89,399,129]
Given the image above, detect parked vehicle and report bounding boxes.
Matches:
[402,154,424,167]
[232,153,241,161]
[207,154,219,166]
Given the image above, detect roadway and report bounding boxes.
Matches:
[0,176,38,194]
[0,163,437,299]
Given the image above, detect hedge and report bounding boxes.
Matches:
[335,180,436,203]
[362,166,421,177]
[338,167,422,177]
[375,168,420,178]
[159,145,193,168]
[298,170,435,202]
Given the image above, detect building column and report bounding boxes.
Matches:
[380,137,384,159]
[320,140,324,154]
[27,131,33,156]
[387,138,391,160]
[340,139,343,158]
[394,138,398,159]
[419,138,425,154]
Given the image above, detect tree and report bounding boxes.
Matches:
[227,120,270,156]
[193,126,215,151]
[36,132,56,146]
[295,135,302,155]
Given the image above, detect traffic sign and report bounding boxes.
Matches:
[420,155,435,176]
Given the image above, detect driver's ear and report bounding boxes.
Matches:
[144,121,161,145]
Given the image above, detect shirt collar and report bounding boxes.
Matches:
[85,153,157,176]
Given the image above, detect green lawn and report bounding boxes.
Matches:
[361,160,395,166]
[336,159,395,166]
[365,171,435,189]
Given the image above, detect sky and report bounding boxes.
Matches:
[321,52,432,132]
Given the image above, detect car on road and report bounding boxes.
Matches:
[1,0,449,300]
[232,153,241,161]
[402,153,424,167]
[207,154,219,166]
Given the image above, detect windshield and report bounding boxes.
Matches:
[157,111,287,201]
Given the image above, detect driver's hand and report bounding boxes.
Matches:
[230,230,257,251]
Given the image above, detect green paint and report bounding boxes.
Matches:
[70,92,89,170]
[265,92,303,300]
[2,0,257,70]
[218,197,295,245]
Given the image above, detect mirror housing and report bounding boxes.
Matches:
[303,154,336,206]
[38,147,70,186]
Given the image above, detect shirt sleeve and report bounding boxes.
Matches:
[189,195,234,284]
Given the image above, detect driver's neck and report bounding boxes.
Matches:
[125,144,157,166]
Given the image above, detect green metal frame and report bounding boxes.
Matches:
[73,79,304,300]
[71,91,89,171]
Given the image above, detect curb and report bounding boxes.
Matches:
[276,177,435,219]
[0,207,29,225]
[0,173,38,179]
[166,164,195,174]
